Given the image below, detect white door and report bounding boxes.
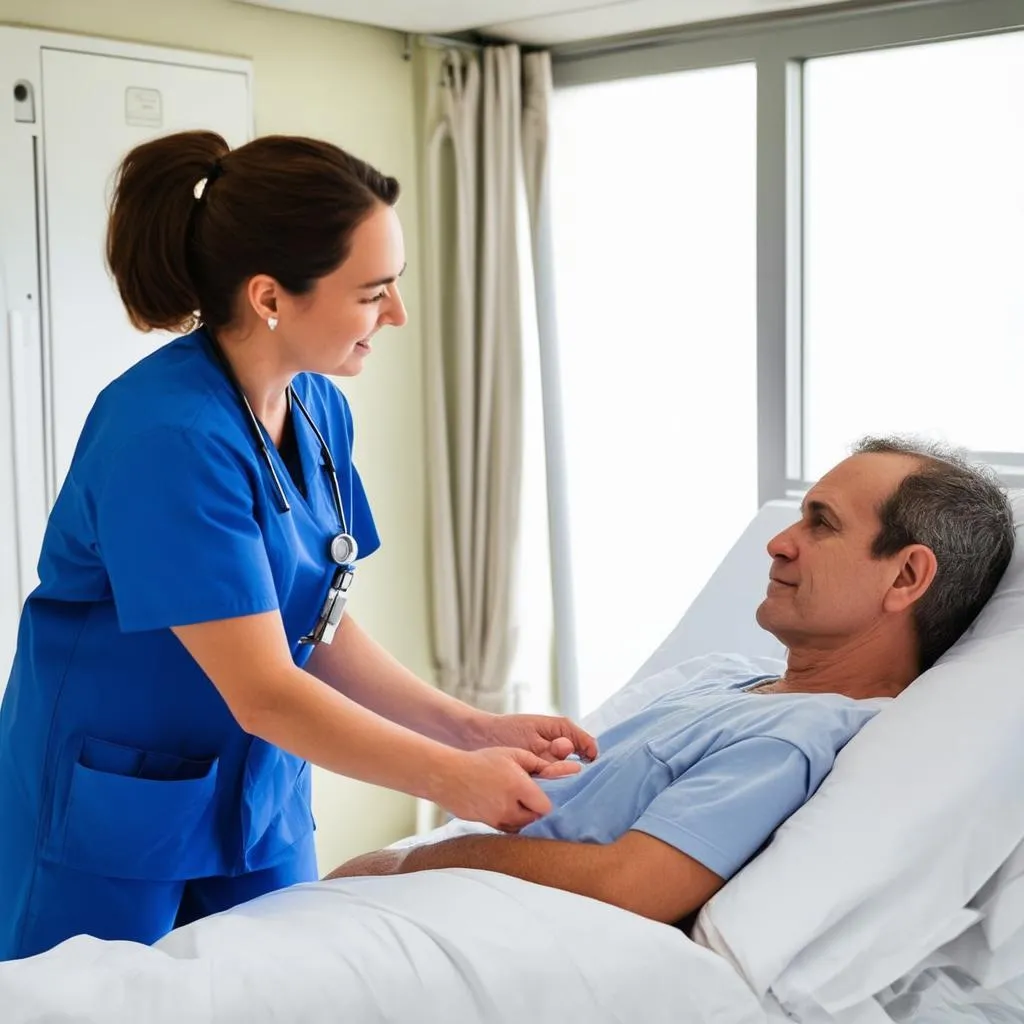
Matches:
[0,32,49,682]
[42,48,250,492]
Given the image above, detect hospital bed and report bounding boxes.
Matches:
[3,497,1024,1024]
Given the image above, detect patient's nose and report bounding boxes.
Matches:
[767,526,798,561]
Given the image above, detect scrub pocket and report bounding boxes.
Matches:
[239,738,314,872]
[44,736,220,882]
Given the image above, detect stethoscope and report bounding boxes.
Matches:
[206,332,357,645]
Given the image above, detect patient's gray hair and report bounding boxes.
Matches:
[853,436,1015,671]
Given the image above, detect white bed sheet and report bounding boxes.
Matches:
[0,868,767,1024]
[3,496,1021,1023]
[874,959,1024,1023]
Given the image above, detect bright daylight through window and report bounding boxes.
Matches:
[802,30,1024,479]
[549,64,758,713]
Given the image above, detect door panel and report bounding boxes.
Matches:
[0,37,47,681]
[42,48,250,490]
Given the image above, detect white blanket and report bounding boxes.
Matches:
[0,868,767,1023]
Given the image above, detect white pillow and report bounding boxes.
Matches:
[694,490,1024,1016]
[971,835,1024,951]
[616,501,792,691]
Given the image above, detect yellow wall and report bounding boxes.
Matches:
[0,0,427,868]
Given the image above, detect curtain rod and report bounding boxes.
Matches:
[415,33,484,53]
[403,31,546,60]
[402,32,486,61]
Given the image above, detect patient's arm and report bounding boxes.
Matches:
[325,831,724,924]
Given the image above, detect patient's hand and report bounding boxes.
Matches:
[324,847,407,880]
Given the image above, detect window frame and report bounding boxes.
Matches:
[550,0,1024,503]
[537,0,1024,716]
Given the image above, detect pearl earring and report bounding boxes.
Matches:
[267,316,278,332]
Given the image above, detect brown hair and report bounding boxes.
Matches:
[106,131,400,333]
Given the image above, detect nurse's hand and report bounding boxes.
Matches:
[473,713,599,765]
[436,747,581,833]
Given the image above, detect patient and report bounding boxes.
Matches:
[327,437,1015,925]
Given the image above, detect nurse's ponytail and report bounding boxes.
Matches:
[106,130,400,334]
[107,131,228,333]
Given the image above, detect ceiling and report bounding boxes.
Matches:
[234,0,861,46]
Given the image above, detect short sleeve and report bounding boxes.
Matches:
[346,462,380,563]
[92,426,279,633]
[632,738,811,879]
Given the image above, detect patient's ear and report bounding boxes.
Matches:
[883,544,938,613]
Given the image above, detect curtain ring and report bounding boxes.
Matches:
[441,50,462,89]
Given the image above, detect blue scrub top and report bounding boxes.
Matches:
[0,328,379,883]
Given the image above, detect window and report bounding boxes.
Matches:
[549,65,759,714]
[802,31,1024,480]
[542,2,1024,716]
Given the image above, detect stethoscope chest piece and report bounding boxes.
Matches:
[330,532,359,566]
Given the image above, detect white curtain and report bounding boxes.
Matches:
[422,46,553,718]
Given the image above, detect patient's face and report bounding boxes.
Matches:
[756,453,922,647]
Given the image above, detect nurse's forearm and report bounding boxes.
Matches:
[306,615,486,749]
[173,612,569,832]
[172,614,463,801]
[243,664,466,800]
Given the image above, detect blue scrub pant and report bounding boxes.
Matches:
[2,834,317,961]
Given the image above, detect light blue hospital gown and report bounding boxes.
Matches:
[523,664,887,880]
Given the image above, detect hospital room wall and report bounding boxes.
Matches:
[0,0,426,867]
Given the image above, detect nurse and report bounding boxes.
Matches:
[0,130,597,960]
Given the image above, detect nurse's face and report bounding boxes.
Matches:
[755,453,925,650]
[276,203,408,377]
